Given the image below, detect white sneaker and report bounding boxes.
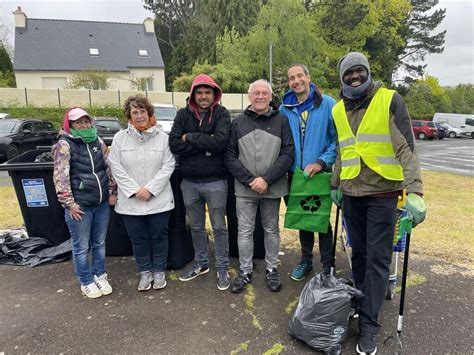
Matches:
[138,271,153,291]
[94,273,113,295]
[81,282,102,299]
[153,272,167,290]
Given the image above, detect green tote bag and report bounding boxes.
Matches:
[284,169,332,233]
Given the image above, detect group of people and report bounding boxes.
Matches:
[52,52,426,355]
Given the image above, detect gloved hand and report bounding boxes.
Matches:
[404,193,426,228]
[330,188,342,208]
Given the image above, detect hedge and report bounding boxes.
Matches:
[0,106,127,128]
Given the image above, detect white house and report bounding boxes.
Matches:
[12,7,166,91]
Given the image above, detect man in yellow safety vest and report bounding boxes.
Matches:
[331,52,426,355]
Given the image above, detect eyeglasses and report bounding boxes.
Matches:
[251,91,271,98]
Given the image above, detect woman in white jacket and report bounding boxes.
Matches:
[109,94,175,291]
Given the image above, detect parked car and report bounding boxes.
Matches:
[94,117,124,146]
[0,119,58,160]
[153,103,178,134]
[411,120,438,140]
[433,112,474,138]
[434,122,447,139]
[0,113,12,119]
[440,123,464,138]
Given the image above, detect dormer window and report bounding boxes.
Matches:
[138,49,149,57]
[89,48,100,56]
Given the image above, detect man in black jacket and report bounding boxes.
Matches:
[225,79,294,293]
[169,74,231,291]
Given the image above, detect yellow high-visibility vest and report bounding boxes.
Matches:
[332,88,404,181]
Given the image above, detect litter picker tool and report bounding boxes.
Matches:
[330,206,341,276]
[384,210,413,352]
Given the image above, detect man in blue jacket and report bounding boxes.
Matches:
[280,63,337,281]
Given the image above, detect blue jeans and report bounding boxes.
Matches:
[180,179,229,269]
[121,212,170,273]
[236,196,281,274]
[64,201,110,285]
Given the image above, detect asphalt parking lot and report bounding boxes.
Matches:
[415,137,474,176]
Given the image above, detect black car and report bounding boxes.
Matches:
[94,117,123,145]
[0,119,58,161]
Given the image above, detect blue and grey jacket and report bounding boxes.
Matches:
[61,136,109,207]
[280,83,337,172]
[225,106,294,198]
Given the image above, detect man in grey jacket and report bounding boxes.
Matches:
[225,79,294,293]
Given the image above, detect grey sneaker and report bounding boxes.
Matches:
[179,265,209,281]
[153,271,167,290]
[217,269,230,291]
[138,271,153,291]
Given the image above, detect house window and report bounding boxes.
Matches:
[145,78,154,91]
[138,49,149,57]
[89,48,100,56]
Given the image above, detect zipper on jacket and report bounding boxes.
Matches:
[86,144,103,203]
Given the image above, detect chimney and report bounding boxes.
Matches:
[143,17,155,33]
[13,7,27,28]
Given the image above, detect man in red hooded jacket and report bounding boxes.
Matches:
[169,74,232,291]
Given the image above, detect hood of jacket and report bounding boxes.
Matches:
[187,74,223,122]
[282,82,323,108]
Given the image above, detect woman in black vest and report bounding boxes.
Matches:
[52,107,115,299]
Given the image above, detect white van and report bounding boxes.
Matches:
[153,103,178,134]
[432,113,474,138]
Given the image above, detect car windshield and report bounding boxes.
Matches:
[155,107,177,121]
[0,121,18,133]
[96,121,122,130]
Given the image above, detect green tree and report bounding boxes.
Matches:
[393,0,446,83]
[404,75,451,119]
[66,70,111,90]
[143,0,261,89]
[217,0,331,96]
[172,62,249,93]
[446,84,474,114]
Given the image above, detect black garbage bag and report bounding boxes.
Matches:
[0,230,71,267]
[288,272,363,353]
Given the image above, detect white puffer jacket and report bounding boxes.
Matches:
[109,124,175,215]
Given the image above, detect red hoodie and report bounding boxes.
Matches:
[188,74,223,124]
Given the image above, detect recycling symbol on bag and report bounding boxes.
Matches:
[299,195,321,213]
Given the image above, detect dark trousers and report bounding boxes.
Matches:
[343,195,397,335]
[299,227,333,267]
[121,211,170,273]
[285,173,333,268]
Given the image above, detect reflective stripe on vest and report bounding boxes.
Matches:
[332,88,404,181]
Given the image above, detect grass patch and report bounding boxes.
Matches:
[394,272,427,293]
[243,285,263,330]
[0,186,23,229]
[230,341,250,354]
[285,297,299,315]
[263,343,285,354]
[280,170,474,270]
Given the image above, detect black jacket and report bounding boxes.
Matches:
[169,105,231,181]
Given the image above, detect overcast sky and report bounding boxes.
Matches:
[1,0,472,87]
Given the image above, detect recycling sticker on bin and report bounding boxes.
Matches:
[22,179,49,207]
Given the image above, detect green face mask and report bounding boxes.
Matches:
[70,126,98,143]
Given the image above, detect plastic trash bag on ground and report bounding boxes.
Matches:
[289,272,363,354]
[0,228,71,267]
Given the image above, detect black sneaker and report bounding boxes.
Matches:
[179,265,209,282]
[216,269,230,291]
[356,333,377,354]
[230,271,252,293]
[266,269,282,292]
